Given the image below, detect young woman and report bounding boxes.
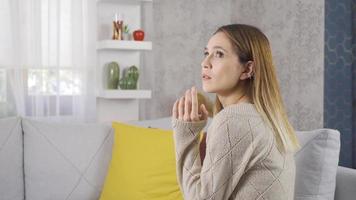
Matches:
[172,24,300,200]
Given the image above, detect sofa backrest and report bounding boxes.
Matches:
[294,129,340,200]
[0,117,342,200]
[130,117,341,200]
[22,117,113,200]
[0,117,24,200]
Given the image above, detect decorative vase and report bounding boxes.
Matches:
[126,76,136,89]
[127,65,139,82]
[119,77,128,89]
[106,62,120,89]
[112,13,123,40]
[118,66,139,90]
[127,65,139,89]
[133,29,145,41]
[123,33,130,40]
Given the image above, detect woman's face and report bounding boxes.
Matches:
[201,32,244,95]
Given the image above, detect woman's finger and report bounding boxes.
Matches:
[191,86,199,121]
[178,97,184,120]
[200,104,209,120]
[184,89,191,121]
[172,100,178,119]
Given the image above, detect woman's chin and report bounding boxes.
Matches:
[202,85,214,93]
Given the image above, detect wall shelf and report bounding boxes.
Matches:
[97,89,152,99]
[97,40,152,51]
[97,0,152,3]
[96,0,152,122]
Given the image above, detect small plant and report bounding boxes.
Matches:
[124,25,130,34]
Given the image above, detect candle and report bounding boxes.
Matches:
[118,13,123,22]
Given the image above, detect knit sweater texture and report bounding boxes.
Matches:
[172,102,295,200]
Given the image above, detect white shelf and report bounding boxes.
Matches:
[97,40,152,50]
[97,89,152,99]
[97,0,152,4]
[96,0,152,122]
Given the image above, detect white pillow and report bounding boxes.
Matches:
[0,117,24,200]
[22,118,113,200]
[294,129,340,200]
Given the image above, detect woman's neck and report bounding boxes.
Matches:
[217,86,252,108]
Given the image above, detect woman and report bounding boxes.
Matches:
[172,24,300,200]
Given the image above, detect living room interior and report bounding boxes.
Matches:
[0,0,356,199]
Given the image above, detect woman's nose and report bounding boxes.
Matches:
[201,57,211,69]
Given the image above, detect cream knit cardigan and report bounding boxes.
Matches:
[172,103,295,200]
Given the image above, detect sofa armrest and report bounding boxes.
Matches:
[334,166,356,200]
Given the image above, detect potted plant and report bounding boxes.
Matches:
[123,25,130,40]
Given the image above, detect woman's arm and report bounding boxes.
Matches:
[172,87,270,200]
[173,117,257,200]
[172,118,207,199]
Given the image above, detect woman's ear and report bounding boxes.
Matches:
[240,61,255,80]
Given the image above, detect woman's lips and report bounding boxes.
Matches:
[202,74,211,80]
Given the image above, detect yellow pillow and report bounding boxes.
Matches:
[100,122,183,200]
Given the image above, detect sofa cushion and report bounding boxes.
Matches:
[100,122,183,200]
[294,129,340,200]
[22,118,113,200]
[335,166,356,200]
[0,117,24,200]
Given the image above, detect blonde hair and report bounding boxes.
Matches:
[213,24,300,153]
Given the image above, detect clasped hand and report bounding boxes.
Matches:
[172,86,209,122]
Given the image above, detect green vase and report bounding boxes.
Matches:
[127,65,139,82]
[106,62,120,89]
[126,76,136,89]
[119,77,128,90]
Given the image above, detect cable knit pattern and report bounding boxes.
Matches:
[172,103,295,200]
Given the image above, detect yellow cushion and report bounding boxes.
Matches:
[100,122,183,200]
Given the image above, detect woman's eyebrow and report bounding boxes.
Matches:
[204,46,228,52]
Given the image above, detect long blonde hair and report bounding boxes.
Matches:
[213,24,300,153]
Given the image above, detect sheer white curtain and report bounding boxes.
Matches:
[0,0,96,122]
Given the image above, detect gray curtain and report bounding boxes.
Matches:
[324,0,356,168]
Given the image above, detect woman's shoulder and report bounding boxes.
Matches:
[212,102,262,127]
[209,103,272,144]
[206,103,274,163]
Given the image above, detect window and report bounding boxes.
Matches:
[25,68,83,116]
[0,0,93,119]
[27,69,81,96]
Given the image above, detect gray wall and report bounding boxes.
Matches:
[231,0,325,130]
[140,0,324,131]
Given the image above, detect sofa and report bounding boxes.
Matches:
[0,116,356,200]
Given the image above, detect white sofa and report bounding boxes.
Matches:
[0,116,356,200]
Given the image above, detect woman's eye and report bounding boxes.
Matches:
[204,50,224,58]
[215,51,224,58]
